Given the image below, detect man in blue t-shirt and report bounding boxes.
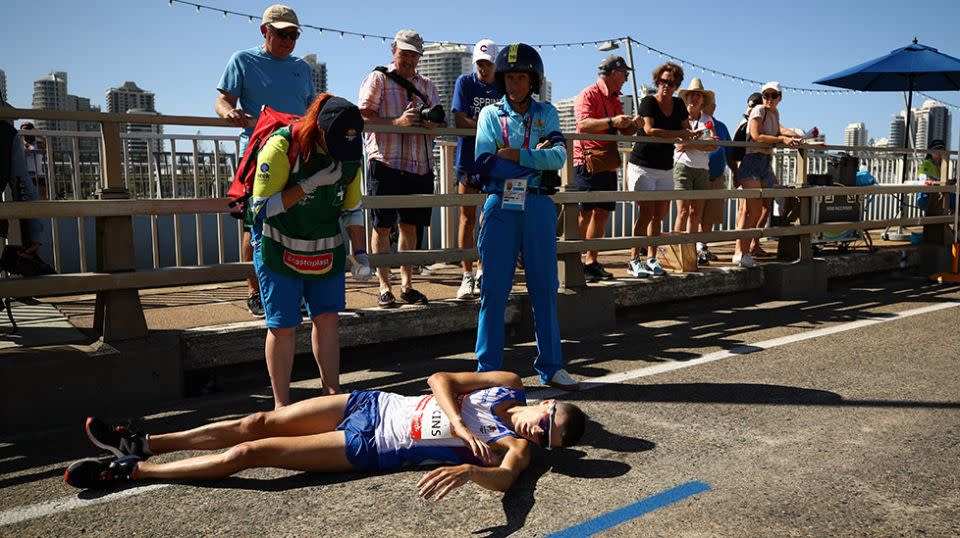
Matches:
[450,39,502,300]
[214,4,316,318]
[699,100,736,263]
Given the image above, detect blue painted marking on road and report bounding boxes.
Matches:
[546,481,711,538]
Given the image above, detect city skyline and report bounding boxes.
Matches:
[3,1,959,148]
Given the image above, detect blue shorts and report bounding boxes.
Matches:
[574,165,617,212]
[253,244,346,329]
[337,390,383,472]
[739,153,776,187]
[456,171,483,190]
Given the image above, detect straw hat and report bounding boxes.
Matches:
[678,78,715,108]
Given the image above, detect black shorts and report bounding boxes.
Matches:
[574,165,617,212]
[367,160,435,229]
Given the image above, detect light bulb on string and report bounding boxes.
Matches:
[361,34,366,41]
[196,5,201,13]
[223,10,227,20]
[168,0,172,6]
[248,15,253,23]
[340,31,344,39]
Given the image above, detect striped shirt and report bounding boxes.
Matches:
[358,62,441,175]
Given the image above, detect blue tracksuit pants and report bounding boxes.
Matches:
[475,193,563,383]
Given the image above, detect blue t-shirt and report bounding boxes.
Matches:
[217,46,316,152]
[451,72,502,174]
[708,117,732,179]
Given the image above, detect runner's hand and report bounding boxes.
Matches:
[453,421,493,465]
[417,465,472,501]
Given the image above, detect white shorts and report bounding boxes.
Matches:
[627,163,674,192]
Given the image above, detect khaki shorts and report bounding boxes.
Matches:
[674,163,710,191]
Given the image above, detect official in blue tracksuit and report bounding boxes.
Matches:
[473,43,579,391]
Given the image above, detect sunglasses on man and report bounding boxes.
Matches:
[270,25,301,41]
[538,402,557,448]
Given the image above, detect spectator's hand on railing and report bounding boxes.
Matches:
[678,129,697,141]
[350,251,373,282]
[611,115,634,130]
[224,108,252,129]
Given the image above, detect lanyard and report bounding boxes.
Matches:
[500,113,533,150]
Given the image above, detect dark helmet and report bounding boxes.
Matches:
[494,43,544,97]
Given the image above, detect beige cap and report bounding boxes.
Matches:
[394,29,424,55]
[262,4,300,29]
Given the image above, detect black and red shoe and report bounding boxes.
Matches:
[64,455,140,489]
[84,417,150,459]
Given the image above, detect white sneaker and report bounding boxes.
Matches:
[474,270,483,295]
[733,253,757,268]
[547,369,580,391]
[627,258,652,278]
[646,257,666,276]
[457,272,475,300]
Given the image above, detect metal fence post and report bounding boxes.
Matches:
[93,120,148,341]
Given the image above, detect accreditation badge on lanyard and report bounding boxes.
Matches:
[500,114,533,212]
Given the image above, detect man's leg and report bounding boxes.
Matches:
[397,222,418,291]
[136,431,354,481]
[311,313,340,395]
[583,207,610,266]
[372,226,392,294]
[458,183,479,274]
[147,393,352,454]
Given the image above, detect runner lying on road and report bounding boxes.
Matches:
[65,371,586,500]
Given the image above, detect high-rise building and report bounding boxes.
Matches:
[555,97,575,134]
[418,43,472,128]
[0,69,7,102]
[844,122,868,148]
[535,79,552,104]
[914,99,951,150]
[106,81,161,155]
[302,54,328,94]
[887,113,906,148]
[67,94,101,156]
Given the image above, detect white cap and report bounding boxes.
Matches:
[761,81,782,93]
[473,39,498,64]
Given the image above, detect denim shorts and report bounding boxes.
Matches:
[337,390,382,472]
[739,153,776,187]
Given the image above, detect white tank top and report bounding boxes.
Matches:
[375,386,526,467]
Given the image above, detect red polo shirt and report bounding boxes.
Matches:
[573,78,624,166]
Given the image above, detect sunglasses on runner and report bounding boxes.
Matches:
[538,402,557,448]
[762,92,781,100]
[270,25,301,41]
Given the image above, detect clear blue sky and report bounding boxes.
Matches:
[5,0,960,146]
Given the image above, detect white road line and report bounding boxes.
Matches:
[3,300,958,528]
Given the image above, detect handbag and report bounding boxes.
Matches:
[583,144,621,174]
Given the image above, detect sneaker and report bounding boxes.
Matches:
[474,271,483,296]
[418,265,435,276]
[378,290,398,308]
[64,455,140,489]
[546,369,580,391]
[583,262,609,282]
[701,247,719,261]
[586,262,614,281]
[400,287,429,305]
[732,253,757,268]
[84,417,150,459]
[246,294,265,318]
[697,252,711,266]
[646,257,666,276]
[627,258,652,278]
[457,273,475,300]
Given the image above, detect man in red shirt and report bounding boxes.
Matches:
[573,55,639,281]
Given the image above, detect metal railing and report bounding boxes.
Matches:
[0,107,956,340]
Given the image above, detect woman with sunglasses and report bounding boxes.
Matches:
[65,371,587,500]
[626,62,697,278]
[733,81,803,268]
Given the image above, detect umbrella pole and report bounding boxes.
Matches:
[891,81,915,241]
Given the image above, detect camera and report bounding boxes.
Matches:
[419,104,446,124]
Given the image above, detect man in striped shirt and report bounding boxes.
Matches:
[358,29,442,309]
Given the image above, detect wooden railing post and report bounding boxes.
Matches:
[93,120,148,341]
[557,139,585,289]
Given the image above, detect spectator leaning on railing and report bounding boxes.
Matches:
[451,39,503,300]
[733,82,802,268]
[699,100,735,264]
[573,55,639,282]
[215,4,316,319]
[625,62,696,279]
[248,94,371,408]
[673,78,718,247]
[358,29,442,309]
[473,43,578,392]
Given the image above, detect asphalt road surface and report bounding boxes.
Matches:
[2,273,958,537]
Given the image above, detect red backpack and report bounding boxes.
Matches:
[225,105,302,217]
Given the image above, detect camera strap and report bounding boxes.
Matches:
[373,66,430,105]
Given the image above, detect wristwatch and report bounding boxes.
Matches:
[607,117,614,130]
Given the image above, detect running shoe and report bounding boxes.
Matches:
[700,247,719,261]
[246,294,265,318]
[646,257,666,276]
[697,252,711,266]
[84,417,150,459]
[732,253,757,268]
[64,455,140,489]
[546,369,580,392]
[627,258,652,278]
[457,273,475,300]
[474,271,483,296]
[583,262,613,282]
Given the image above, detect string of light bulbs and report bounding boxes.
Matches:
[168,0,960,108]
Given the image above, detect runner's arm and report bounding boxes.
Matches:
[417,438,531,499]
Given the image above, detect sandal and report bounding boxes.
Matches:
[378,291,397,308]
[400,288,429,305]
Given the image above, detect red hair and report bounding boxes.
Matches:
[294,93,333,160]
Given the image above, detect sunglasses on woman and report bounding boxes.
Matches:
[762,92,781,100]
[657,78,677,88]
